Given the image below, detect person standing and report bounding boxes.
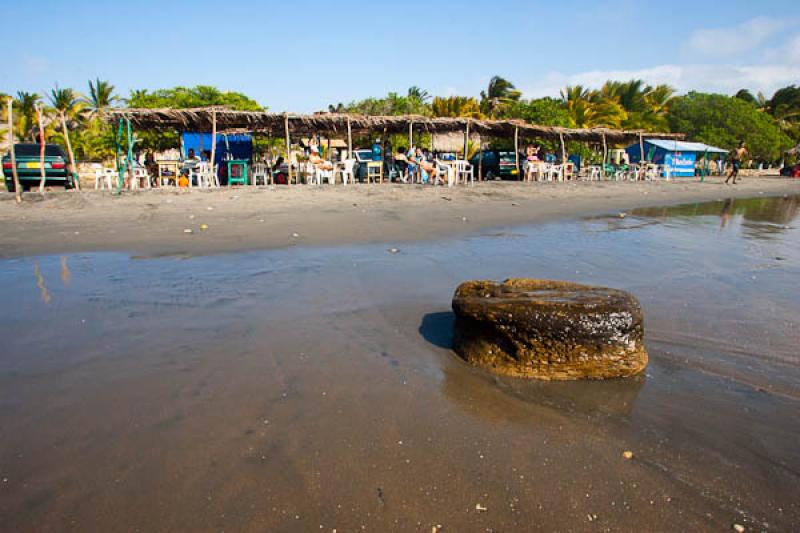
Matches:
[725,141,748,185]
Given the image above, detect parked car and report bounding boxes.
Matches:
[353,149,376,181]
[2,143,76,191]
[469,150,519,180]
[779,163,800,177]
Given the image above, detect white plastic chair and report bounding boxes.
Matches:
[546,164,563,182]
[454,160,474,185]
[336,159,356,185]
[251,162,269,186]
[93,164,115,190]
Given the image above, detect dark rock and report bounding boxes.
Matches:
[451,279,648,380]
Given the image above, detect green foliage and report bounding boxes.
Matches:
[560,80,673,131]
[480,76,522,118]
[84,79,118,117]
[126,85,264,111]
[431,96,482,118]
[668,92,793,162]
[334,92,431,116]
[767,85,800,141]
[506,98,571,127]
[14,91,41,141]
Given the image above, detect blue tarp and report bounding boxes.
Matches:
[181,132,252,166]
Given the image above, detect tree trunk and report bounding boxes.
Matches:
[347,116,352,158]
[464,121,470,160]
[7,98,21,203]
[514,127,520,178]
[210,108,217,186]
[284,113,292,185]
[60,111,79,190]
[601,133,608,179]
[36,105,47,193]
[478,135,483,181]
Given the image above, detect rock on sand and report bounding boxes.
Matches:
[451,279,648,380]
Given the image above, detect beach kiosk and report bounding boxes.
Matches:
[625,139,728,177]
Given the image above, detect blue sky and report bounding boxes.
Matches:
[1,0,798,112]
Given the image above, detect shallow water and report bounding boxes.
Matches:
[0,195,798,532]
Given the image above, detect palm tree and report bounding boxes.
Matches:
[431,96,483,118]
[126,89,150,107]
[560,85,594,128]
[84,78,117,117]
[407,86,431,103]
[480,76,522,118]
[14,91,40,141]
[48,86,82,183]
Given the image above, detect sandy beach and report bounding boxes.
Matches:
[1,179,799,532]
[1,177,798,258]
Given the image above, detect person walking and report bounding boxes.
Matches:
[725,141,748,185]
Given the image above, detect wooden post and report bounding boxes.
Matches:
[346,116,352,158]
[284,113,292,184]
[464,120,470,160]
[638,132,645,180]
[36,104,46,193]
[601,133,608,179]
[408,121,413,149]
[59,111,78,190]
[210,108,217,185]
[559,132,567,164]
[514,126,520,177]
[6,98,21,203]
[478,134,483,181]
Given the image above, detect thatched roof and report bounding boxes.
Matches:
[105,107,684,144]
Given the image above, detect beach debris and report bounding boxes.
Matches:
[451,279,648,380]
[183,228,193,234]
[732,524,745,532]
[388,247,400,254]
[188,214,195,219]
[461,216,468,222]
[587,513,598,522]
[623,450,634,460]
[619,212,627,218]
[207,206,214,211]
[475,503,487,513]
[431,525,443,533]
[200,224,209,231]
[441,196,452,201]
[511,202,518,206]
[259,219,265,223]
[292,232,300,238]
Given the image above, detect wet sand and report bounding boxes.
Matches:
[0,192,799,532]
[0,177,798,258]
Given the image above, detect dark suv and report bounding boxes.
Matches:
[2,143,76,191]
[470,150,519,180]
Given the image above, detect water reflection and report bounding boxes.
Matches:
[33,262,51,305]
[60,256,71,286]
[630,195,799,240]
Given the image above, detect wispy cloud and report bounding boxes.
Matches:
[687,16,789,57]
[522,63,800,99]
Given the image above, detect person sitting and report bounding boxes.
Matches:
[308,146,333,171]
[524,144,541,181]
[394,146,410,181]
[411,147,438,184]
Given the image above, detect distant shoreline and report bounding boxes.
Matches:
[1,177,798,259]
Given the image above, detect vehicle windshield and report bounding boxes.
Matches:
[11,144,66,158]
[498,152,517,162]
